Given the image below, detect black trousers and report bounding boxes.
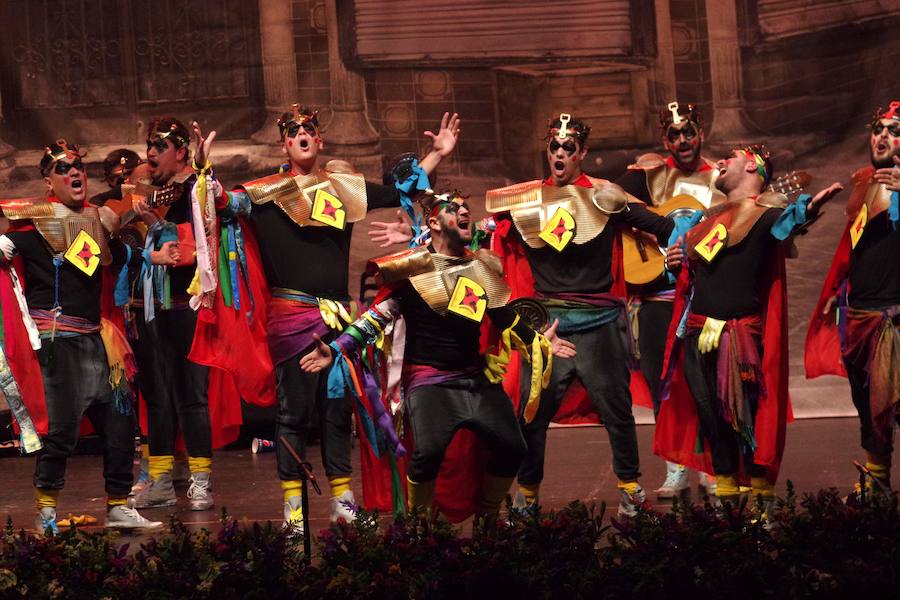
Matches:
[682,332,765,477]
[406,376,526,483]
[845,358,898,457]
[638,300,674,415]
[518,317,641,485]
[275,336,353,481]
[33,334,135,497]
[133,308,211,458]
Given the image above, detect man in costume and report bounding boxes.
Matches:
[191,105,460,529]
[615,102,724,498]
[658,145,842,514]
[486,114,676,516]
[89,148,143,207]
[299,190,573,519]
[0,140,177,533]
[130,117,219,512]
[806,101,900,497]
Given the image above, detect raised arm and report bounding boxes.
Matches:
[417,112,460,177]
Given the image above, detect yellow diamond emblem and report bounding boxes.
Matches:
[447,276,487,322]
[310,188,346,230]
[64,229,102,276]
[850,202,867,249]
[694,223,728,263]
[539,206,575,251]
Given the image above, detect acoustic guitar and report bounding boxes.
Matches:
[102,163,184,247]
[622,171,811,285]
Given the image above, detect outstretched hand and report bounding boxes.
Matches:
[191,121,217,169]
[424,112,461,158]
[806,182,844,217]
[299,334,334,373]
[873,155,900,192]
[544,319,576,359]
[368,210,414,247]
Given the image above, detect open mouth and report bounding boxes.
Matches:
[553,161,565,172]
[148,158,159,169]
[875,142,889,154]
[70,179,83,190]
[299,139,310,150]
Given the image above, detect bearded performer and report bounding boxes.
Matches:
[615,102,725,499]
[478,114,675,517]
[190,105,459,529]
[128,117,230,512]
[806,102,900,498]
[657,146,842,515]
[299,190,573,519]
[0,140,178,533]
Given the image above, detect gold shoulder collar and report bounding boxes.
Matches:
[0,197,55,220]
[627,153,666,171]
[755,191,790,210]
[241,168,368,228]
[368,246,435,285]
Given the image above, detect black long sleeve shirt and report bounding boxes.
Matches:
[247,181,400,300]
[848,210,900,309]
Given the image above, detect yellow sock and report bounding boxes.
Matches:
[407,477,436,512]
[107,497,128,508]
[715,474,740,498]
[148,455,175,480]
[866,452,891,483]
[140,443,149,459]
[35,488,59,511]
[187,456,212,474]
[329,475,352,498]
[750,477,775,501]
[281,480,303,504]
[518,482,540,505]
[478,474,515,514]
[617,479,640,496]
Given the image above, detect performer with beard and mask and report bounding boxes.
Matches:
[299,190,574,520]
[484,114,675,517]
[190,105,459,530]
[658,145,842,518]
[0,140,178,533]
[806,101,900,499]
[615,102,725,499]
[129,117,224,513]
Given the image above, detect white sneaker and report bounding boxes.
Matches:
[35,507,59,536]
[283,496,305,535]
[617,485,648,518]
[105,505,164,531]
[133,472,177,508]
[655,462,690,499]
[330,490,357,523]
[187,472,214,511]
[698,472,717,497]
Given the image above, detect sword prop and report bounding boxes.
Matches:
[279,435,321,560]
[0,344,42,453]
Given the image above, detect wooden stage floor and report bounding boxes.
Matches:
[1,417,895,539]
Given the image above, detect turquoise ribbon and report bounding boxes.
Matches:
[889,190,899,230]
[771,194,810,240]
[327,341,381,457]
[114,245,132,307]
[665,211,703,283]
[392,160,430,247]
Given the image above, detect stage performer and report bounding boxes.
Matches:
[130,117,224,512]
[482,114,675,517]
[615,102,725,499]
[658,145,842,517]
[0,139,177,533]
[805,101,900,498]
[299,190,573,519]
[190,105,459,529]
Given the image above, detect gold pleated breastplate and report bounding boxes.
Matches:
[485,178,627,251]
[240,162,367,230]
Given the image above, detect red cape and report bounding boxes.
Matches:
[188,216,277,448]
[804,167,875,379]
[0,260,48,436]
[653,236,792,481]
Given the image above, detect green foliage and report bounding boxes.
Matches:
[1,486,898,599]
